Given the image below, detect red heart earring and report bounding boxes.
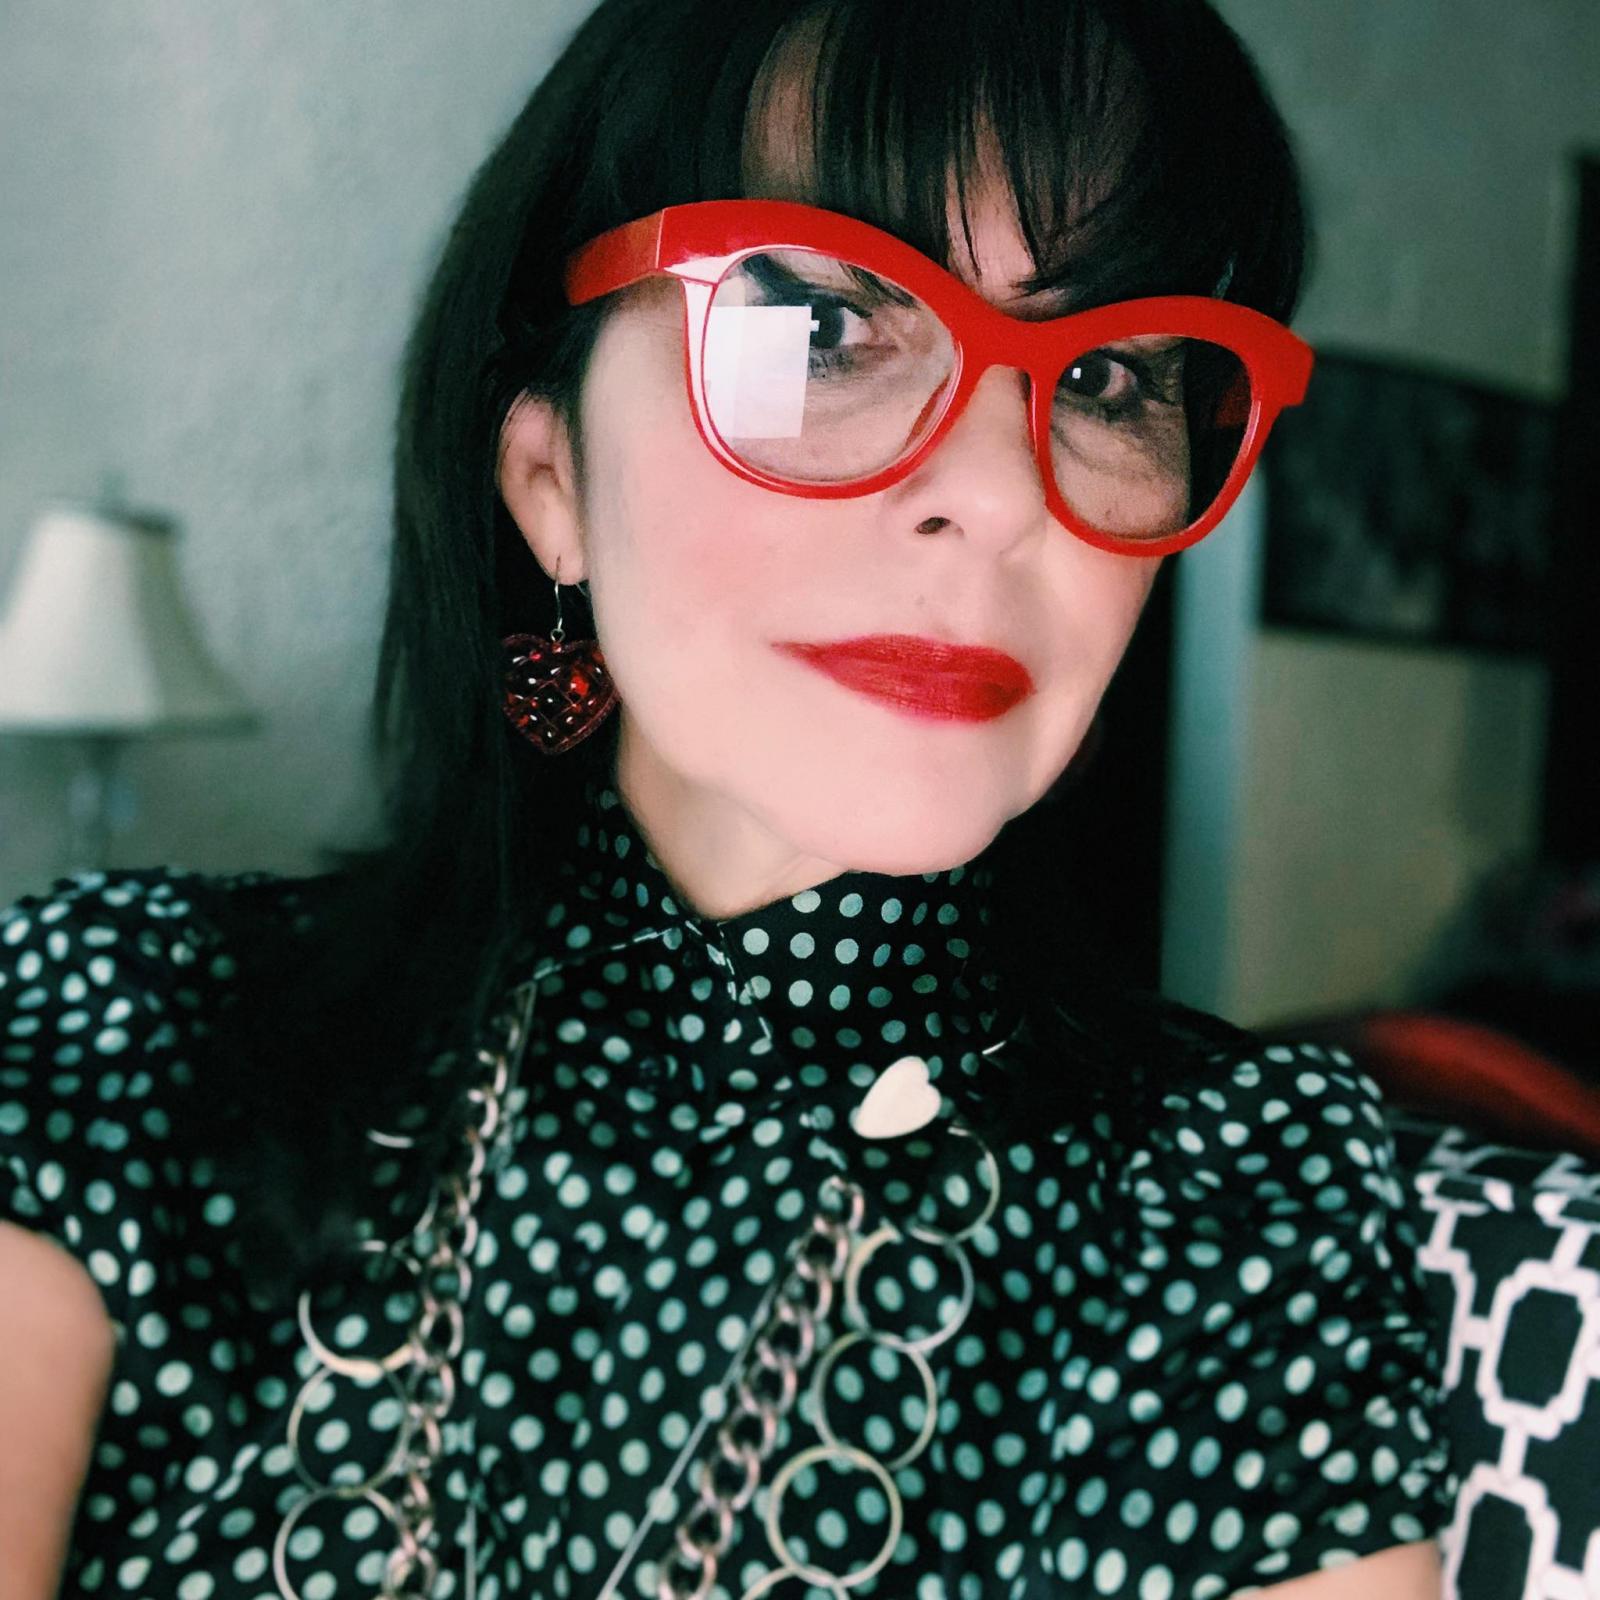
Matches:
[501,563,618,755]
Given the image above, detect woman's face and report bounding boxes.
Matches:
[501,181,1162,915]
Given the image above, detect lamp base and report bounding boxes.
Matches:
[63,734,136,873]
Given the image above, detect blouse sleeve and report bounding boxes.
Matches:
[1119,1042,1458,1596]
[0,868,275,1339]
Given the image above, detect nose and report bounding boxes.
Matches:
[890,364,1047,549]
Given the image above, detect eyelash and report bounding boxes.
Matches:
[805,293,883,375]
[807,346,859,376]
[745,263,1186,416]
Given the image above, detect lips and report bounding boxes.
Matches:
[774,634,1034,722]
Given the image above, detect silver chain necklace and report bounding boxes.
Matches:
[622,1117,1001,1600]
[271,962,1009,1599]
[272,975,541,1600]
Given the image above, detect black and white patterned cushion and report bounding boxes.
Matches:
[1392,1118,1600,1600]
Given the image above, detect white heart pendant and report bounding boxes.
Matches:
[851,1053,941,1139]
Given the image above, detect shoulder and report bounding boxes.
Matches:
[1098,1031,1443,1436]
[2,863,334,1008]
[1130,1033,1404,1221]
[1,863,338,1147]
[2,860,342,1110]
[1022,985,1404,1228]
[1090,1028,1426,1315]
[1,865,341,1325]
[1079,1035,1457,1577]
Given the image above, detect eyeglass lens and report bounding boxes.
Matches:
[701,249,1252,541]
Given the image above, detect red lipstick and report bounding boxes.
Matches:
[775,635,1034,722]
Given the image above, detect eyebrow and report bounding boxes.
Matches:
[1012,258,1144,317]
[1008,245,1237,315]
[964,241,1110,317]
[744,253,916,309]
[998,288,1078,322]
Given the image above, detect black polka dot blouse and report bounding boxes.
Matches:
[0,773,1455,1599]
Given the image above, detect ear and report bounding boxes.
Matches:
[497,393,588,585]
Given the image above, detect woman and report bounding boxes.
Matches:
[0,0,1456,1595]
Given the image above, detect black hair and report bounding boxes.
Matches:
[195,0,1307,1307]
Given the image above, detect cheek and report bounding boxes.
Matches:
[579,308,854,659]
[576,337,806,710]
[1023,545,1159,773]
[591,440,782,643]
[1053,419,1192,538]
[1043,543,1160,684]
[1097,554,1161,655]
[582,330,701,588]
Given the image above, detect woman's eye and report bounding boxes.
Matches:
[1056,344,1187,424]
[809,297,872,352]
[1060,350,1136,405]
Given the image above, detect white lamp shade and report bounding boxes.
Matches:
[0,503,256,735]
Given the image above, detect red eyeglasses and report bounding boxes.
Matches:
[566,200,1313,558]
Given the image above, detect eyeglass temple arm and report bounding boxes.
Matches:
[566,213,671,305]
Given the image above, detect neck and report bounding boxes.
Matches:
[614,712,846,920]
[527,755,1015,1123]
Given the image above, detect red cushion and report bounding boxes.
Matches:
[1337,1010,1600,1156]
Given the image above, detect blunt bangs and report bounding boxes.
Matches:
[557,0,1305,325]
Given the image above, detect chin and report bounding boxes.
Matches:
[788,792,1012,880]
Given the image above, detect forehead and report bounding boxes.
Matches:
[941,182,1060,314]
[744,102,1060,315]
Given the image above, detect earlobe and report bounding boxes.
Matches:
[497,393,588,585]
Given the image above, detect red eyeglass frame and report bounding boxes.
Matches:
[566,199,1314,558]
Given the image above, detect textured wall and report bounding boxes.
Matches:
[0,3,596,910]
[1230,635,1549,1023]
[1216,0,1595,398]
[1209,0,1597,1024]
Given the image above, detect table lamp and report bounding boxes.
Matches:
[0,498,258,871]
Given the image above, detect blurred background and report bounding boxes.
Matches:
[1,0,1595,1049]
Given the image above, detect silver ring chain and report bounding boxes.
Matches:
[649,1126,1000,1600]
[654,1172,868,1600]
[273,972,998,1600]
[272,981,538,1600]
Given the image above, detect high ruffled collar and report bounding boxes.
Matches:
[524,768,1015,1134]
